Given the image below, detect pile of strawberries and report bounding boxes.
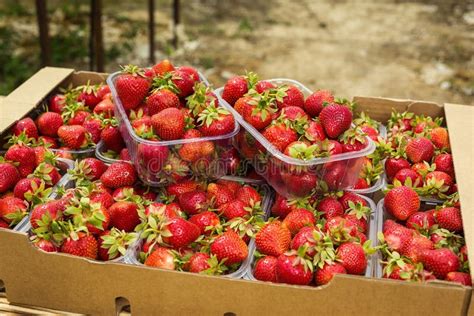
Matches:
[380,185,469,285]
[135,178,266,275]
[382,111,456,200]
[251,190,374,285]
[27,159,154,261]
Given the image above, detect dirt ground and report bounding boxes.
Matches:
[111,0,474,105]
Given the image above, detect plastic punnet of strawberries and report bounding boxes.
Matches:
[220,72,373,197]
[380,185,469,286]
[250,190,375,286]
[133,178,267,276]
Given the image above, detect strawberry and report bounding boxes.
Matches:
[319,103,352,139]
[207,183,234,207]
[385,157,411,180]
[354,178,370,189]
[189,211,220,235]
[97,85,111,99]
[236,185,261,206]
[57,125,89,149]
[243,102,276,131]
[187,252,211,273]
[221,200,249,220]
[254,255,278,282]
[338,192,367,210]
[382,220,414,252]
[144,247,175,269]
[94,98,115,118]
[30,200,63,229]
[0,162,20,193]
[0,196,28,225]
[445,272,472,286]
[146,88,179,116]
[324,216,357,243]
[384,186,420,221]
[101,125,125,153]
[83,117,102,143]
[49,94,66,113]
[271,194,294,219]
[178,190,207,215]
[222,76,249,105]
[276,85,304,109]
[13,117,38,139]
[152,59,175,75]
[281,171,318,197]
[210,230,248,265]
[38,136,58,148]
[282,208,316,235]
[116,65,150,110]
[197,106,235,136]
[34,239,58,252]
[151,107,185,140]
[305,120,326,142]
[322,162,346,190]
[166,179,200,196]
[318,196,344,219]
[61,233,98,259]
[67,110,91,126]
[255,80,276,93]
[435,207,463,233]
[108,201,140,232]
[119,148,131,161]
[171,69,196,98]
[90,191,114,209]
[100,162,137,189]
[162,217,200,249]
[77,83,102,109]
[425,171,453,188]
[283,141,317,160]
[406,212,436,231]
[81,158,108,180]
[401,234,434,262]
[178,66,200,82]
[290,226,322,257]
[13,177,42,199]
[314,262,347,285]
[279,106,309,121]
[255,220,291,256]
[406,137,434,163]
[262,123,298,152]
[433,153,454,177]
[304,90,334,117]
[5,144,37,177]
[421,248,460,279]
[137,143,170,173]
[336,242,367,275]
[430,127,449,149]
[394,168,422,187]
[217,179,241,194]
[276,253,313,285]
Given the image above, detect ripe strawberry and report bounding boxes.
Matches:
[61,233,98,259]
[360,126,378,141]
[171,69,195,98]
[222,76,248,105]
[319,103,352,139]
[67,110,91,126]
[108,201,139,232]
[255,80,276,93]
[430,127,449,149]
[435,207,463,233]
[77,84,102,109]
[49,94,66,113]
[97,85,111,99]
[0,196,28,225]
[338,192,367,210]
[221,200,249,220]
[57,125,89,149]
[101,125,125,153]
[178,66,199,82]
[406,137,434,163]
[281,171,318,197]
[178,190,207,215]
[189,211,220,235]
[93,98,115,118]
[276,253,313,285]
[119,148,131,161]
[5,144,36,178]
[385,157,411,180]
[30,200,63,228]
[271,194,294,219]
[0,162,20,193]
[210,230,248,265]
[336,242,367,275]
[276,85,304,109]
[116,65,150,110]
[253,255,278,282]
[144,247,175,269]
[197,106,235,137]
[394,168,422,187]
[166,179,200,196]
[290,226,322,258]
[162,217,200,249]
[34,239,58,252]
[433,153,454,177]
[137,143,169,173]
[13,177,42,199]
[425,171,453,188]
[255,220,291,257]
[401,234,434,262]
[13,117,38,139]
[314,262,347,285]
[207,183,234,207]
[82,117,102,143]
[152,59,175,75]
[322,162,346,190]
[384,186,420,221]
[406,212,436,231]
[90,191,114,209]
[354,178,370,189]
[282,208,316,235]
[262,123,298,152]
[100,162,137,189]
[236,185,261,206]
[382,220,413,252]
[187,252,211,273]
[279,106,309,121]
[38,135,58,148]
[305,120,326,142]
[324,216,357,242]
[146,88,179,116]
[421,248,460,279]
[304,90,334,117]
[445,272,472,286]
[151,107,185,140]
[82,158,108,180]
[318,196,344,219]
[216,179,241,194]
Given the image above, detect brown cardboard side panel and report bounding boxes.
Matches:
[0,230,470,316]
[445,103,474,278]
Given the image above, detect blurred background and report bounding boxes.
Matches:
[0,0,473,104]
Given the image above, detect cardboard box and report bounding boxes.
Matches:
[0,68,473,315]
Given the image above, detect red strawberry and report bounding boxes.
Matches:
[34,239,58,252]
[319,103,352,138]
[207,183,234,207]
[144,247,175,269]
[282,208,316,235]
[322,162,346,190]
[13,177,42,199]
[384,186,420,221]
[13,117,38,139]
[271,194,294,219]
[178,66,199,82]
[254,256,278,282]
[108,201,139,232]
[336,242,367,275]
[222,76,248,105]
[406,212,436,231]
[189,211,220,235]
[338,192,367,210]
[57,125,89,149]
[90,191,114,209]
[421,248,460,279]
[5,144,37,178]
[81,158,108,180]
[220,147,241,175]
[255,220,291,257]
[137,143,169,173]
[61,233,98,259]
[255,80,276,93]
[435,207,463,233]
[401,234,434,263]
[382,220,413,252]
[38,135,58,149]
[236,185,261,206]
[119,148,131,161]
[385,157,411,180]
[290,226,322,258]
[210,230,248,265]
[146,88,179,116]
[243,103,275,131]
[116,65,150,110]
[394,168,422,187]
[97,85,111,99]
[162,217,200,249]
[318,196,344,219]
[221,200,249,220]
[30,200,63,229]
[178,190,207,215]
[67,110,91,126]
[49,94,66,113]
[433,153,454,177]
[276,253,313,285]
[101,125,125,153]
[83,117,102,144]
[406,137,434,163]
[77,84,102,109]
[276,85,304,109]
[0,196,28,225]
[425,171,453,188]
[171,69,195,98]
[262,123,298,152]
[360,126,379,141]
[166,179,200,196]
[100,162,137,189]
[314,262,346,285]
[93,98,115,118]
[324,216,357,242]
[305,120,326,142]
[445,272,472,286]
[152,59,175,75]
[430,127,450,149]
[187,252,211,273]
[145,202,180,219]
[0,162,20,193]
[151,107,185,140]
[197,106,235,137]
[281,171,318,197]
[354,178,370,189]
[279,106,309,121]
[304,90,334,117]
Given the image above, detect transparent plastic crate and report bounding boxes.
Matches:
[245,194,378,282]
[107,71,240,187]
[123,178,274,279]
[95,140,124,164]
[214,79,375,198]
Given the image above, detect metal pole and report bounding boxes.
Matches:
[35,0,51,67]
[172,0,180,49]
[148,0,155,64]
[90,0,104,72]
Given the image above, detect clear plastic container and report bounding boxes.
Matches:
[123,178,274,279]
[107,71,240,187]
[245,194,378,282]
[214,79,376,198]
[95,140,124,164]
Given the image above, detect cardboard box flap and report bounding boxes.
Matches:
[445,103,474,278]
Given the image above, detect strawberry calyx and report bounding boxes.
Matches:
[286,142,319,161]
[151,72,180,94]
[354,111,380,130]
[74,80,99,96]
[197,104,231,127]
[186,82,216,117]
[100,227,138,260]
[121,64,146,77]
[31,162,56,186]
[200,254,229,276]
[6,131,37,147]
[345,201,371,220]
[244,71,259,90]
[23,180,53,207]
